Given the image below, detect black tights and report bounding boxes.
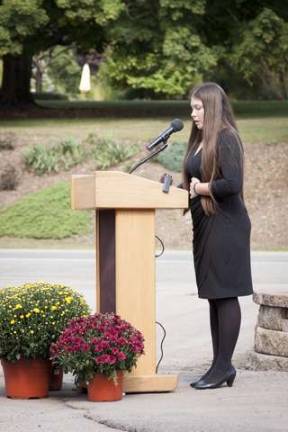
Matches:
[204,297,241,381]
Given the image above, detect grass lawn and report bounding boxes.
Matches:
[0,182,90,239]
[0,117,287,145]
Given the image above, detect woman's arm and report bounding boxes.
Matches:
[190,130,243,199]
[210,131,243,198]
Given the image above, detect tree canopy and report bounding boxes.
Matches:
[99,0,216,97]
[0,0,287,104]
[101,0,288,98]
[0,0,124,55]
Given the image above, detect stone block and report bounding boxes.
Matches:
[244,350,288,372]
[258,305,288,332]
[253,292,288,308]
[255,326,288,357]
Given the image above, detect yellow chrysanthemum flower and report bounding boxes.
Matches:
[10,319,15,324]
[65,296,73,304]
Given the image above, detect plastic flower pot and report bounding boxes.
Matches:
[49,361,63,391]
[1,359,50,399]
[87,372,124,402]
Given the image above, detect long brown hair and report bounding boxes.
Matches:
[183,82,244,215]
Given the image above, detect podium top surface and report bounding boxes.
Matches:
[71,171,188,210]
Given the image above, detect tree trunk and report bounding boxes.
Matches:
[279,70,288,100]
[35,68,43,94]
[0,52,34,106]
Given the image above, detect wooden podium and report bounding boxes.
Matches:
[71,171,188,393]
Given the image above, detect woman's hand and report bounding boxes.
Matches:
[190,177,201,199]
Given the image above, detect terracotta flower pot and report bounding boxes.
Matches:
[1,358,50,399]
[49,362,63,391]
[87,372,124,402]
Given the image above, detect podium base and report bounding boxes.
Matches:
[123,374,178,393]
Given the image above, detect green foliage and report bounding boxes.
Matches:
[0,0,126,104]
[24,135,138,175]
[0,0,125,56]
[84,133,138,169]
[99,1,288,99]
[160,0,205,17]
[0,181,90,239]
[231,8,288,98]
[56,0,124,26]
[100,0,216,97]
[24,138,86,175]
[44,46,82,97]
[1,0,287,101]
[0,282,90,361]
[156,141,186,172]
[0,0,49,55]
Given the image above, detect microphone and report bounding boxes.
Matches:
[162,173,173,194]
[146,119,184,151]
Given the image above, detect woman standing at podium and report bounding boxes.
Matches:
[183,82,253,389]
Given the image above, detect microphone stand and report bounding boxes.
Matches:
[129,141,168,174]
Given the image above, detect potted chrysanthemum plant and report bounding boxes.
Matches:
[50,312,144,401]
[0,282,90,399]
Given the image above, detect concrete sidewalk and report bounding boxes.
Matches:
[0,250,287,431]
[1,369,287,432]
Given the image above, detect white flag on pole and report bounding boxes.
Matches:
[79,63,91,92]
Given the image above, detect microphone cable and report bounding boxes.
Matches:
[155,235,167,373]
[155,235,165,258]
[156,320,167,374]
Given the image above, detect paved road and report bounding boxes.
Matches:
[0,250,287,368]
[0,249,287,431]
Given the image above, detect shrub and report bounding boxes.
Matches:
[0,132,17,151]
[23,135,137,175]
[24,138,86,175]
[84,134,138,169]
[0,282,90,362]
[0,164,20,191]
[156,140,186,172]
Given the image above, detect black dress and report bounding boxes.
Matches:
[186,128,253,299]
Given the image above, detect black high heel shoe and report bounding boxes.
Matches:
[190,377,205,388]
[193,367,236,390]
[190,371,211,388]
[190,363,216,388]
